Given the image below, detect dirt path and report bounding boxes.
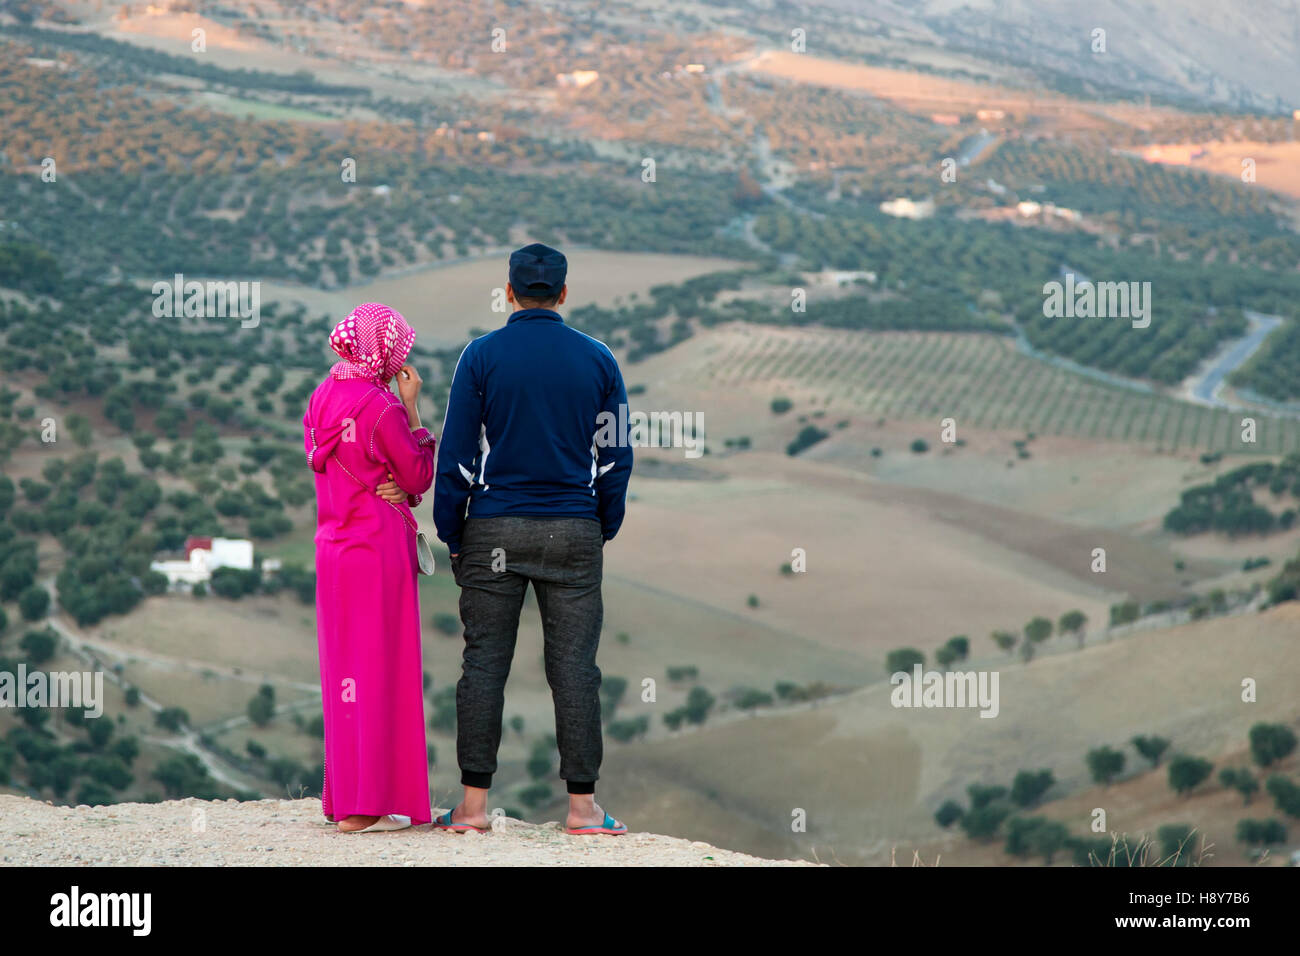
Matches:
[40,578,266,794]
[0,796,815,867]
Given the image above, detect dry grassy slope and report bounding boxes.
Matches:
[599,603,1300,865]
[257,250,748,350]
[913,740,1300,867]
[0,795,815,867]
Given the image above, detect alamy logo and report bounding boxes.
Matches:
[0,666,104,718]
[890,664,1000,718]
[1042,272,1150,328]
[594,403,704,459]
[151,272,260,328]
[50,886,151,936]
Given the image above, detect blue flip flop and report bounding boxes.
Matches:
[565,812,628,836]
[433,809,490,833]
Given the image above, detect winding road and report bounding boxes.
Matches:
[1186,310,1284,408]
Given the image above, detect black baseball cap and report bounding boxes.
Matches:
[508,243,568,300]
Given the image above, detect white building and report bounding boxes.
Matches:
[150,550,212,591]
[207,538,254,570]
[556,70,600,89]
[880,197,935,220]
[811,269,877,287]
[150,537,255,591]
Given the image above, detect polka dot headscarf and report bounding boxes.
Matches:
[328,302,416,384]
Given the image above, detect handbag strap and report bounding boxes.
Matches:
[324,388,421,536]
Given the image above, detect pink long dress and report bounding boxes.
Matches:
[304,377,436,824]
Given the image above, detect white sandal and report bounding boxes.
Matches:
[344,814,412,833]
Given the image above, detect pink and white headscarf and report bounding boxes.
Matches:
[328,302,416,384]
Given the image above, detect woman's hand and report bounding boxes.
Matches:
[397,364,422,407]
[376,472,407,504]
[397,364,423,429]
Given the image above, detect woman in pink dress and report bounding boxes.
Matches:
[303,303,435,832]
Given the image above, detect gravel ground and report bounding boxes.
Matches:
[0,795,816,867]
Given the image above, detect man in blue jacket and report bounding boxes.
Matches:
[431,243,633,835]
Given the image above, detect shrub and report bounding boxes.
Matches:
[82,755,134,791]
[1131,735,1170,767]
[786,425,829,456]
[19,627,58,664]
[152,753,219,799]
[154,707,190,732]
[247,685,275,727]
[1010,769,1055,807]
[935,635,969,669]
[1167,754,1214,795]
[1264,775,1300,817]
[990,630,1017,654]
[1023,616,1053,644]
[733,687,775,709]
[885,647,924,675]
[17,585,50,621]
[967,783,1009,810]
[960,801,1012,841]
[1086,746,1126,785]
[1004,816,1069,863]
[111,737,139,766]
[607,716,650,742]
[1248,723,1297,767]
[1109,600,1140,627]
[934,799,963,828]
[1219,767,1259,804]
[684,686,715,725]
[1235,818,1286,846]
[210,567,259,600]
[1058,609,1087,641]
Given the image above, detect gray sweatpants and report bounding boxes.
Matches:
[450,515,605,794]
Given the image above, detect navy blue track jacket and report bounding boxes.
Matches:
[432,308,633,554]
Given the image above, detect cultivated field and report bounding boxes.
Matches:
[1137,140,1300,201]
[637,323,1300,455]
[743,49,1047,114]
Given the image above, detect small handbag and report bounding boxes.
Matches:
[415,529,436,576]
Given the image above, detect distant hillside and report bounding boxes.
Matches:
[600,602,1300,866]
[802,0,1300,111]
